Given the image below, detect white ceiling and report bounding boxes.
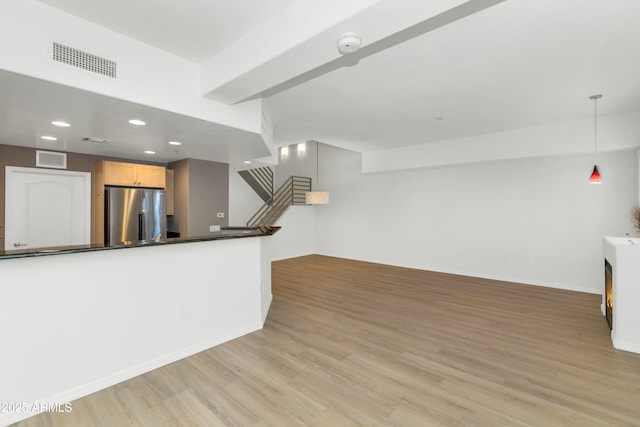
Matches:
[0,70,270,164]
[268,0,640,151]
[36,0,297,62]
[2,0,640,165]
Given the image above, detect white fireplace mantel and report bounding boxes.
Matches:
[602,236,640,354]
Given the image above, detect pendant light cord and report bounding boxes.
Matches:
[590,94,602,164]
[593,96,598,164]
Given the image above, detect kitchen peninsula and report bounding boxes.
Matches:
[0,228,277,426]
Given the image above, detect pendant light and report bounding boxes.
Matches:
[589,94,602,184]
[305,141,330,204]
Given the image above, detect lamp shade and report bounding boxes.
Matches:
[305,191,330,205]
[590,165,602,184]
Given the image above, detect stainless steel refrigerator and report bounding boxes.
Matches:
[105,187,167,245]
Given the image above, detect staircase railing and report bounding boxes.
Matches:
[246,176,311,227]
[237,166,273,203]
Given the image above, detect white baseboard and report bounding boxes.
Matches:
[0,322,262,427]
[261,293,273,325]
[311,253,602,295]
[611,331,640,355]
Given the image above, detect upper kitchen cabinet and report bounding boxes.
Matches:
[97,160,166,188]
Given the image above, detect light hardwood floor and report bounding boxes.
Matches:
[14,255,640,426]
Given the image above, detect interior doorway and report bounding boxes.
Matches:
[4,166,91,251]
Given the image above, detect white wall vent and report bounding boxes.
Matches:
[36,150,67,169]
[52,42,117,79]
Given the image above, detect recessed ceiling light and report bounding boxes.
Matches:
[40,136,57,141]
[51,121,71,127]
[243,160,252,164]
[168,141,182,146]
[144,150,156,154]
[129,119,146,126]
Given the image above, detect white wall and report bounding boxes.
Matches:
[314,145,638,294]
[273,140,318,189]
[272,206,316,261]
[228,167,264,226]
[231,112,640,295]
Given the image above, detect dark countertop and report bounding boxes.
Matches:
[0,226,280,260]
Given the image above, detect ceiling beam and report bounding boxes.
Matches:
[200,0,506,105]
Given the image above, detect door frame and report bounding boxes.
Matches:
[5,166,92,251]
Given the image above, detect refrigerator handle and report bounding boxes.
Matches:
[138,213,144,241]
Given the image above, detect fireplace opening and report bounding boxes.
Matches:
[605,259,613,330]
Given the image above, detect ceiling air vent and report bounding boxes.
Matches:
[52,42,117,79]
[82,137,111,144]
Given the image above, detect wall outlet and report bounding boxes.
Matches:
[217,212,225,218]
[210,225,221,232]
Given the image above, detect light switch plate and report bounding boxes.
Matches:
[217,212,225,218]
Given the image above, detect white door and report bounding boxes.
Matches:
[5,166,91,251]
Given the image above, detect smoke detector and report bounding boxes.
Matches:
[337,32,362,55]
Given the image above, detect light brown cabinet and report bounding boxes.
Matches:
[93,160,167,244]
[100,161,165,188]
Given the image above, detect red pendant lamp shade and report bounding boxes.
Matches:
[589,94,602,184]
[590,165,601,184]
